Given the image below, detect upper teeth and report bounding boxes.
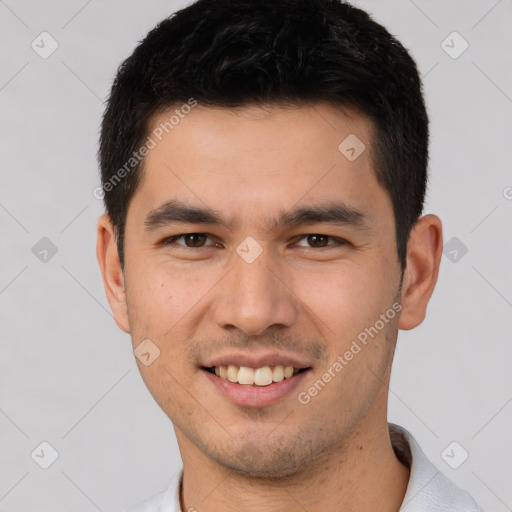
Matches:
[214,365,299,386]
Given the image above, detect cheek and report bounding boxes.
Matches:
[291,259,393,344]
[127,278,171,327]
[125,261,214,338]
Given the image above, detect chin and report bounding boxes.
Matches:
[211,443,315,480]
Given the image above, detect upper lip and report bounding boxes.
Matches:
[203,352,312,369]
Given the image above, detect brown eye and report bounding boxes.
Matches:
[165,233,214,247]
[183,233,207,247]
[306,234,329,247]
[295,234,342,248]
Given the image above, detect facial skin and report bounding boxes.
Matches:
[97,103,443,512]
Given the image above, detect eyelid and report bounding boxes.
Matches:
[162,233,348,249]
[293,234,347,248]
[163,233,218,247]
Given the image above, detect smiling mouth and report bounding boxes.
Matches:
[203,365,311,386]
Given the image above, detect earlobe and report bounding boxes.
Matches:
[96,214,131,333]
[398,214,443,331]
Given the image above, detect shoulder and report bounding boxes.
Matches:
[389,423,485,512]
[123,491,167,512]
[122,471,183,512]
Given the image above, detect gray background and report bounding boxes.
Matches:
[1,0,511,510]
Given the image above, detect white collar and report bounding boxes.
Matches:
[389,423,483,511]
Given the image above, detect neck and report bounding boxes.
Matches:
[177,410,410,512]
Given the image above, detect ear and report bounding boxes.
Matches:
[398,214,443,330]
[96,214,130,333]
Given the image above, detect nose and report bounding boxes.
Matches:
[212,247,298,336]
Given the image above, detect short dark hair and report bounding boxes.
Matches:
[99,0,428,270]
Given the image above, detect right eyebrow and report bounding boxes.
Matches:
[145,200,232,231]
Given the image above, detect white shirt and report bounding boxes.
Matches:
[125,423,484,512]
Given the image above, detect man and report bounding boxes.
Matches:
[96,0,484,510]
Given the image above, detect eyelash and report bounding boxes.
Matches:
[162,233,348,249]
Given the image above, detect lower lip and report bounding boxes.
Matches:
[202,368,311,407]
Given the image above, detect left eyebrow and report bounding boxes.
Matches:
[144,198,371,233]
[273,203,371,232]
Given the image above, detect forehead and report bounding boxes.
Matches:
[146,102,373,164]
[129,102,393,231]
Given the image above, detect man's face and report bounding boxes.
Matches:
[120,103,403,477]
